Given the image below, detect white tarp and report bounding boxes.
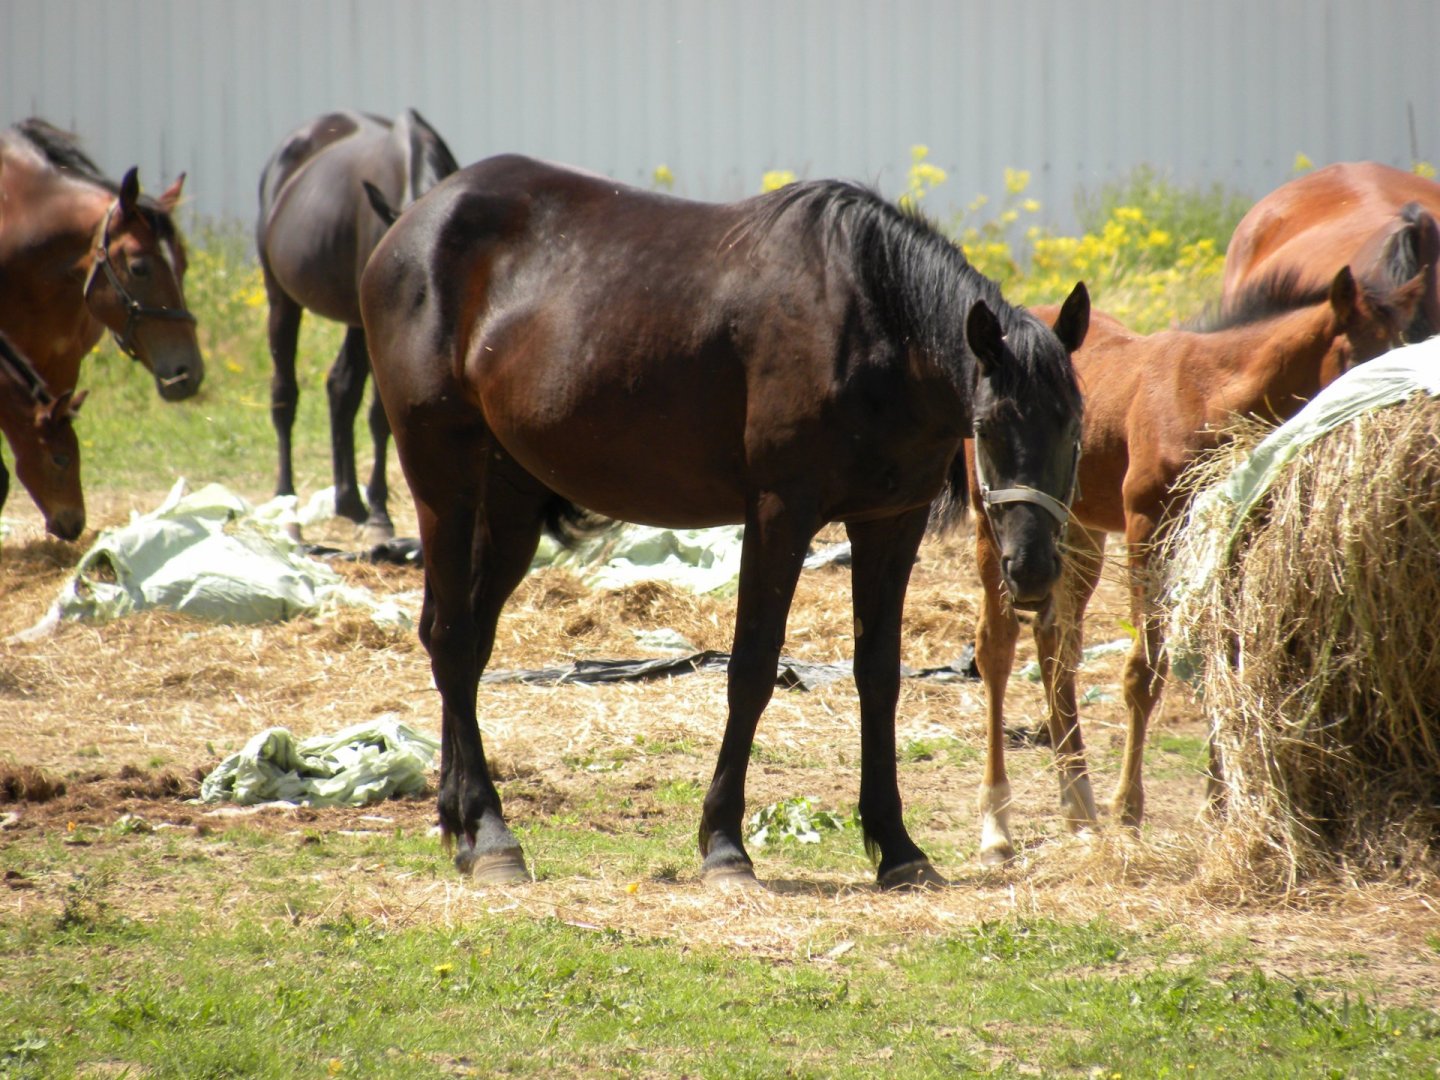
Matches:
[199,715,439,807]
[531,524,745,594]
[19,480,410,636]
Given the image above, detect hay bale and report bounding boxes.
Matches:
[1167,395,1440,885]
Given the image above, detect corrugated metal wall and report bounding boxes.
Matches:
[4,0,1439,232]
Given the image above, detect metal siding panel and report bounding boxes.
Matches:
[6,0,1440,231]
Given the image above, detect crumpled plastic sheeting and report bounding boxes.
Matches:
[532,524,745,594]
[21,480,411,635]
[199,715,439,807]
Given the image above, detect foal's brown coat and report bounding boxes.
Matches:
[971,268,1423,864]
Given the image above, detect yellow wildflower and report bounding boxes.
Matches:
[652,164,675,189]
[761,169,796,193]
[1004,167,1031,194]
[1293,151,1314,173]
[1414,160,1437,180]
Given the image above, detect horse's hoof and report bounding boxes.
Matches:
[362,522,396,547]
[701,862,762,891]
[878,859,948,891]
[460,847,530,885]
[979,844,1016,868]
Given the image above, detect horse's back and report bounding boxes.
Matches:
[257,111,400,323]
[1224,162,1440,295]
[365,156,931,527]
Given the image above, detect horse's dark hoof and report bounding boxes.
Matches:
[878,859,948,891]
[458,846,530,885]
[701,860,762,891]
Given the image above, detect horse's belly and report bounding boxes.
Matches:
[498,429,749,528]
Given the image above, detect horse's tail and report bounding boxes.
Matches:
[927,442,971,534]
[363,181,400,227]
[543,495,614,549]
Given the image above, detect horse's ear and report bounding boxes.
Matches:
[1052,281,1090,354]
[157,172,186,212]
[1329,265,1358,323]
[63,388,88,417]
[118,168,141,216]
[966,300,1006,375]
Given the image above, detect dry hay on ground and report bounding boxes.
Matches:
[4,491,1440,1005]
[1169,397,1440,889]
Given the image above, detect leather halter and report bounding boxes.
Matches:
[81,199,196,360]
[973,434,1082,529]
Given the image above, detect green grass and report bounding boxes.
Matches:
[2,826,1437,1078]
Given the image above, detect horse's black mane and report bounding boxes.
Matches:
[745,180,1083,531]
[13,117,179,241]
[0,333,54,405]
[747,180,1082,410]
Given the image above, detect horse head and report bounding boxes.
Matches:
[968,281,1089,610]
[1321,264,1427,385]
[19,386,87,541]
[85,167,206,401]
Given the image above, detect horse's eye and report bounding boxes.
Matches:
[52,453,72,469]
[129,257,152,278]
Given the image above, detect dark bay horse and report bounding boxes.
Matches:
[970,266,1424,865]
[361,154,1089,888]
[1224,162,1440,343]
[0,119,204,404]
[256,109,460,540]
[0,333,85,541]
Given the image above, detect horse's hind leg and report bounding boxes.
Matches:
[1034,524,1103,832]
[698,489,816,888]
[1112,537,1169,829]
[848,509,945,889]
[327,327,370,525]
[362,378,394,543]
[264,269,303,502]
[415,444,548,883]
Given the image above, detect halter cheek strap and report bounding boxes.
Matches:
[973,438,1081,529]
[81,200,196,360]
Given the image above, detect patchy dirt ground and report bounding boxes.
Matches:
[3,487,1438,1011]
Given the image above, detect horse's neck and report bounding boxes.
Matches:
[1197,306,1340,426]
[0,172,110,369]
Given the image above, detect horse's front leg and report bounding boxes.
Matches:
[1034,524,1103,832]
[263,272,302,502]
[698,490,815,889]
[848,509,945,888]
[974,509,1021,865]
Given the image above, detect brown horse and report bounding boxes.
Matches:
[971,266,1424,865]
[0,333,85,541]
[0,119,204,405]
[1224,162,1440,344]
[256,109,460,540]
[361,154,1089,888]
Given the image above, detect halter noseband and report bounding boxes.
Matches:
[82,199,196,360]
[973,435,1082,530]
